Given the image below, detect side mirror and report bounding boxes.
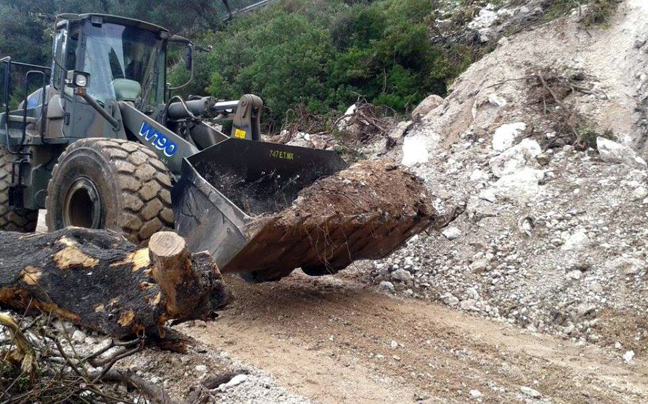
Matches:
[170,35,194,72]
[184,43,193,71]
[168,35,194,91]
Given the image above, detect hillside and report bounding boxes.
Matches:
[359,0,648,354]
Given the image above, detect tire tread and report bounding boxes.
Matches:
[0,147,38,232]
[46,139,173,243]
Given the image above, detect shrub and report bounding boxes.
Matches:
[180,0,468,127]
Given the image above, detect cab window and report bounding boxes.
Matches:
[51,30,66,90]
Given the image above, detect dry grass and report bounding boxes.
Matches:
[543,0,621,27]
[0,311,162,404]
[526,67,615,150]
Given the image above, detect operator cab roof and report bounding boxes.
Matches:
[56,13,170,36]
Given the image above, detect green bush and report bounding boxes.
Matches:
[181,0,469,126]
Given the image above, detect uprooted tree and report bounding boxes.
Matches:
[0,228,230,338]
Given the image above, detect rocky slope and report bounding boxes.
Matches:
[357,0,648,359]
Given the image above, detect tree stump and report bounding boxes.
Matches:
[0,228,230,338]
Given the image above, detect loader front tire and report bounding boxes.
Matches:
[0,146,38,232]
[46,139,174,244]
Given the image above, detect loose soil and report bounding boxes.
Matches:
[181,272,648,404]
[285,160,433,220]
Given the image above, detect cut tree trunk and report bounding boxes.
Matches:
[0,228,230,338]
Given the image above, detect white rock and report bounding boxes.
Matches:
[589,282,603,293]
[219,374,248,391]
[577,303,596,317]
[466,287,480,300]
[468,9,498,30]
[488,168,541,204]
[391,269,413,282]
[411,94,444,118]
[567,270,582,280]
[335,104,359,132]
[72,329,86,343]
[597,138,647,168]
[609,257,643,275]
[468,9,499,41]
[470,169,489,182]
[442,227,462,240]
[469,259,488,272]
[490,139,541,178]
[287,132,313,148]
[488,93,507,107]
[562,229,591,251]
[520,386,542,398]
[402,135,430,166]
[389,121,412,140]
[441,293,460,306]
[195,365,208,373]
[632,186,648,201]
[478,189,497,202]
[379,281,396,293]
[492,122,526,152]
[470,389,483,399]
[623,350,635,363]
[460,299,478,311]
[343,104,357,116]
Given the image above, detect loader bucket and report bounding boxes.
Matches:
[172,138,434,281]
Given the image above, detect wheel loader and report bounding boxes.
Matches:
[0,13,432,282]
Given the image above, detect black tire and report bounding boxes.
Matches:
[0,146,38,232]
[46,139,174,244]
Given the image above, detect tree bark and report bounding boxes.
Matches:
[0,228,230,338]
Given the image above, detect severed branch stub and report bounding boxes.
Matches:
[149,232,195,318]
[0,227,230,338]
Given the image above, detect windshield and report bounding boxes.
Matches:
[81,22,165,107]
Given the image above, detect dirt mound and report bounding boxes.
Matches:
[286,160,432,220]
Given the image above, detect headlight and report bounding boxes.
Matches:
[74,73,88,88]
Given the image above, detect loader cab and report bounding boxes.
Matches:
[51,14,171,138]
